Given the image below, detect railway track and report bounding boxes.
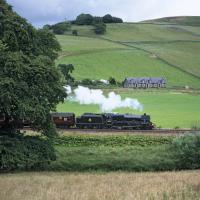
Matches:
[23,127,200,135]
[56,128,200,134]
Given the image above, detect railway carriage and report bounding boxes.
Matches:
[51,112,75,128]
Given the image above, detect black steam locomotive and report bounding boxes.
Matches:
[51,112,155,130]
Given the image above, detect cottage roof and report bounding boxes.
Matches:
[124,77,166,84]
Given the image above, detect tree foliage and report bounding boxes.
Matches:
[51,21,71,34]
[72,29,78,36]
[75,14,94,25]
[109,77,116,85]
[58,64,75,84]
[0,134,56,171]
[94,22,106,34]
[103,14,123,23]
[0,0,66,135]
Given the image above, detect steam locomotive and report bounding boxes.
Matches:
[51,112,155,130]
[0,112,155,130]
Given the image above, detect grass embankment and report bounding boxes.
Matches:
[57,90,200,128]
[1,170,200,200]
[46,133,200,172]
[49,134,174,172]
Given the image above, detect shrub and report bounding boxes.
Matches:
[109,77,116,85]
[52,22,71,34]
[94,22,106,34]
[72,30,78,36]
[172,133,200,169]
[0,134,56,171]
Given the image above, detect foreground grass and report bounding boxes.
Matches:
[1,170,200,200]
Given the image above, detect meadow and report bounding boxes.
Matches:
[0,171,200,200]
[57,90,200,128]
[131,41,200,78]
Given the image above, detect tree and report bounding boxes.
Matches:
[72,30,78,36]
[51,22,70,34]
[58,64,75,84]
[75,13,94,25]
[94,23,106,34]
[112,17,123,23]
[103,14,123,23]
[93,16,103,24]
[109,77,116,85]
[42,24,51,30]
[103,14,113,23]
[0,0,66,135]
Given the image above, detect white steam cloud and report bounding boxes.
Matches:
[66,85,143,112]
[64,85,72,94]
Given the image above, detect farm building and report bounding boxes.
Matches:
[123,77,166,88]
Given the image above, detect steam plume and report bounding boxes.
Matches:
[66,86,143,112]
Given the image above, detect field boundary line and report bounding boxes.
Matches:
[99,37,200,80]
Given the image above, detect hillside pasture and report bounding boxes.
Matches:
[58,48,200,88]
[57,90,200,128]
[145,16,200,26]
[131,41,200,78]
[103,23,200,42]
[56,35,127,55]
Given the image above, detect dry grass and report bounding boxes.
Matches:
[0,171,200,200]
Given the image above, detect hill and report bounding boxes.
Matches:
[143,16,200,26]
[56,19,200,89]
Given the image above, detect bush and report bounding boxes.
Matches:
[0,134,56,171]
[172,133,200,169]
[52,22,71,34]
[72,30,78,36]
[109,77,116,85]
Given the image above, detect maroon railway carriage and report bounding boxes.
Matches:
[51,112,75,128]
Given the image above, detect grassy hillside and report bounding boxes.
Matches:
[58,47,200,88]
[132,41,200,77]
[56,20,200,89]
[103,23,200,42]
[144,16,200,26]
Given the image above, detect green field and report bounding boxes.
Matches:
[58,90,200,128]
[103,23,200,42]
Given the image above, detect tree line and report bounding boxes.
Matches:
[44,13,123,35]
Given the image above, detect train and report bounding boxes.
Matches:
[0,112,155,130]
[51,112,155,130]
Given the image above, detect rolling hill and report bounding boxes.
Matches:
[56,16,200,89]
[143,16,200,26]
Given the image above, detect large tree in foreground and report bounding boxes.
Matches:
[0,0,66,135]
